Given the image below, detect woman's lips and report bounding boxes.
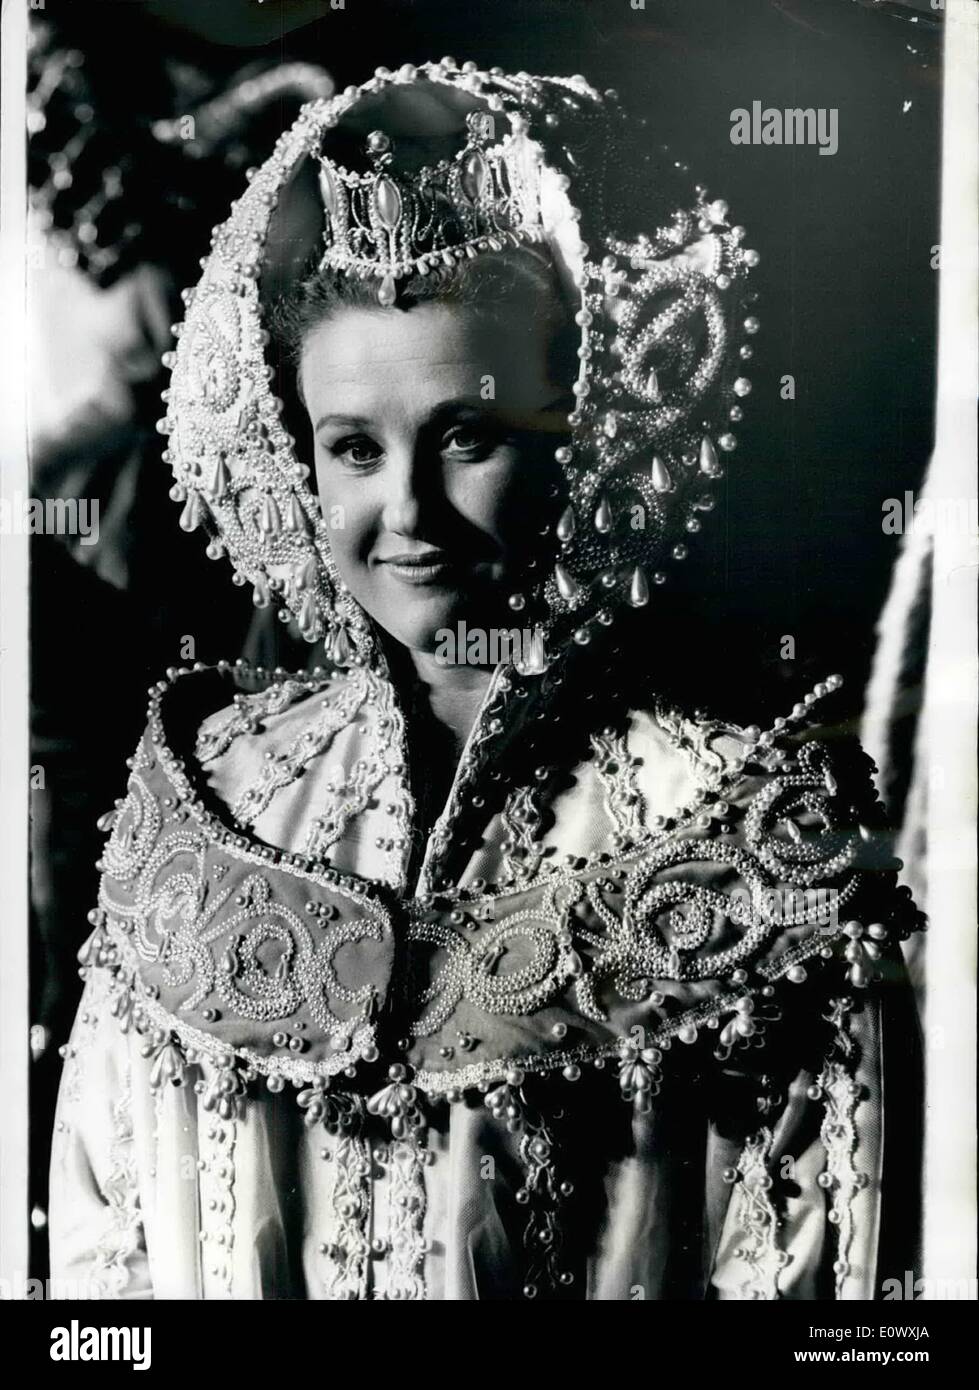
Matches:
[376,551,464,585]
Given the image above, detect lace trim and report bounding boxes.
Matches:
[591,727,647,843]
[196,678,325,763]
[483,1078,572,1297]
[370,673,414,893]
[729,1127,788,1300]
[818,1058,863,1298]
[500,785,545,884]
[91,1058,144,1298]
[302,756,387,859]
[514,1097,569,1298]
[326,1105,372,1300]
[652,703,735,794]
[383,1140,428,1301]
[416,660,548,892]
[231,669,368,825]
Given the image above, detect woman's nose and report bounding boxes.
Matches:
[380,443,433,537]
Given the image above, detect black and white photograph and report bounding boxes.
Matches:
[0,0,975,1344]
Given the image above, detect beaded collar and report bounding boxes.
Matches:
[86,662,923,1103]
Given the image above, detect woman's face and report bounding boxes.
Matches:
[300,299,567,657]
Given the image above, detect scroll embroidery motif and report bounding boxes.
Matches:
[100,810,387,1047]
[406,880,585,1037]
[92,666,922,1105]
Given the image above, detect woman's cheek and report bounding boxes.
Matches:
[448,452,522,539]
[332,498,371,575]
[492,454,547,554]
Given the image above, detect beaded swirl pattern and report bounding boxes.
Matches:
[87,664,919,1096]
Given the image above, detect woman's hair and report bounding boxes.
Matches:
[271,244,579,394]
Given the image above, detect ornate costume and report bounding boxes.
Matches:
[50,60,924,1300]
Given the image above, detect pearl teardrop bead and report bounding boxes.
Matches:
[628,566,649,608]
[554,563,580,603]
[651,456,672,493]
[699,436,721,477]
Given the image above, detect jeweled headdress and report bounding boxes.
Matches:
[316,108,548,306]
[161,60,758,670]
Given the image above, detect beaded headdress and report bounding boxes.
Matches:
[160,60,758,670]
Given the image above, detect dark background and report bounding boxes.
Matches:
[26,0,942,1275]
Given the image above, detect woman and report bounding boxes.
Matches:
[50,60,923,1300]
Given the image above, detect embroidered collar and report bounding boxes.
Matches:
[88,662,922,1099]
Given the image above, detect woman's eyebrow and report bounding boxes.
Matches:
[313,412,372,433]
[429,396,488,412]
[313,394,564,436]
[432,394,570,415]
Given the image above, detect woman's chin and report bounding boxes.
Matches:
[369,595,513,661]
[389,618,479,659]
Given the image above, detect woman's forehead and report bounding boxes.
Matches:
[300,302,557,412]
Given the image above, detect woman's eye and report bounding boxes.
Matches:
[442,424,496,458]
[330,435,383,467]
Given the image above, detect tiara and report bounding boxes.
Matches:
[316,111,547,305]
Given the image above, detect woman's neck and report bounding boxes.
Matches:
[388,649,495,863]
[406,650,495,759]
